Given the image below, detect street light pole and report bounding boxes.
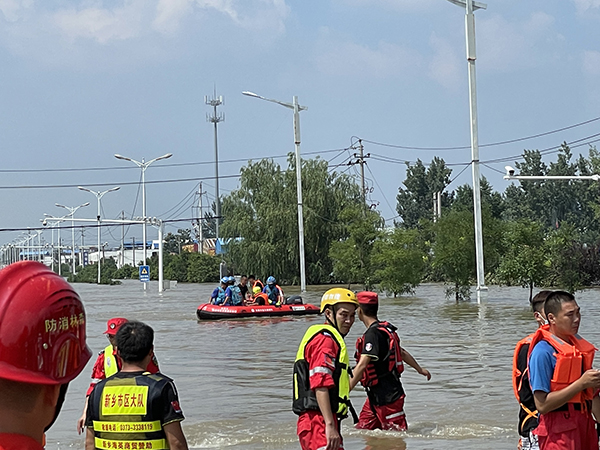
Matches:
[114,153,172,290]
[242,91,308,292]
[56,202,89,276]
[446,0,487,303]
[78,186,120,284]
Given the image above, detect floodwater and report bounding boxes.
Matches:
[46,281,600,450]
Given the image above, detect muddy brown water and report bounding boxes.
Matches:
[45,281,600,449]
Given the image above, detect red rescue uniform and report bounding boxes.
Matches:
[297,333,345,450]
[0,433,44,450]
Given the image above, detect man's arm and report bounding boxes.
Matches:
[534,369,600,414]
[401,348,431,380]
[315,388,340,450]
[77,396,89,434]
[349,355,371,391]
[85,427,95,450]
[164,422,189,450]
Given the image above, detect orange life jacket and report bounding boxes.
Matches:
[253,280,264,291]
[527,324,596,405]
[355,321,404,387]
[513,334,538,434]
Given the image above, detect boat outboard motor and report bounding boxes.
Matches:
[286,295,303,305]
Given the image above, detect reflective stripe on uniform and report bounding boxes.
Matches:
[309,366,333,376]
[93,420,162,433]
[94,437,167,450]
[385,411,405,420]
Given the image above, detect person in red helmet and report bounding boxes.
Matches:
[76,317,160,433]
[0,261,92,449]
[350,291,431,431]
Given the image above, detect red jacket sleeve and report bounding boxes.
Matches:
[147,355,160,374]
[305,333,340,391]
[86,353,106,396]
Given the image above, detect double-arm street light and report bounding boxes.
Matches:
[78,186,120,284]
[446,0,487,303]
[56,202,89,276]
[114,153,172,290]
[242,91,307,292]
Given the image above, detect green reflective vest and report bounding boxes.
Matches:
[293,324,351,419]
[103,344,119,378]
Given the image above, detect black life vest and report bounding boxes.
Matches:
[355,321,404,387]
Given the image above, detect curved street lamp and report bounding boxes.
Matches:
[78,186,120,284]
[56,202,89,276]
[242,91,308,292]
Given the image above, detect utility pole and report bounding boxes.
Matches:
[121,211,125,267]
[205,88,224,240]
[132,237,136,267]
[198,182,204,254]
[349,139,370,215]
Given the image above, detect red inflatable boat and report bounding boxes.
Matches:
[196,301,320,320]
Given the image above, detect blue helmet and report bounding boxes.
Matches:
[228,276,236,284]
[267,276,276,284]
[220,277,228,284]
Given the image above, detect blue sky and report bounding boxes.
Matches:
[1,0,599,246]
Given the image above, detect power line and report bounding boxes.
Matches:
[0,147,349,174]
[358,115,600,151]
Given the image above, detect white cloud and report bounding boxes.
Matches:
[334,0,437,13]
[53,1,146,44]
[153,0,193,34]
[0,0,33,22]
[477,11,558,73]
[315,31,422,79]
[572,0,600,13]
[583,50,600,76]
[427,32,461,90]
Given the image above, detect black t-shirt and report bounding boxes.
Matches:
[239,283,249,298]
[86,371,184,429]
[360,321,404,405]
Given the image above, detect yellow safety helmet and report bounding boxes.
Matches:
[253,286,262,295]
[320,288,359,313]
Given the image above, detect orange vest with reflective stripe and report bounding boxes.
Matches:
[527,324,596,404]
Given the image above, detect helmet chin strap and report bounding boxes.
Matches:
[45,383,69,432]
[325,305,347,336]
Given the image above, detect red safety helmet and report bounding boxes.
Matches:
[357,291,379,305]
[0,261,92,385]
[104,317,128,335]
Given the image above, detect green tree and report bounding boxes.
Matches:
[545,224,585,293]
[329,207,383,287]
[452,177,505,219]
[495,220,548,301]
[432,209,504,301]
[396,157,452,228]
[371,228,427,295]
[221,156,362,284]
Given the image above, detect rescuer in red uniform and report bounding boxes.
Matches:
[293,288,359,450]
[350,291,431,431]
[528,291,600,450]
[0,261,92,450]
[77,317,160,433]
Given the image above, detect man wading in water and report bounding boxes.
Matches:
[350,291,430,431]
[293,288,359,450]
[528,291,600,450]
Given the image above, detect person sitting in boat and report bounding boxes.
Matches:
[250,275,264,292]
[239,275,249,300]
[225,276,244,306]
[263,276,284,306]
[210,277,228,305]
[245,286,268,306]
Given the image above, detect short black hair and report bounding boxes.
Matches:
[115,321,154,363]
[248,275,255,279]
[531,290,552,313]
[544,291,575,318]
[359,303,378,318]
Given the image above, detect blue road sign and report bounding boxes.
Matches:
[139,265,150,282]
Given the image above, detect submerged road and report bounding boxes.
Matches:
[46,281,600,449]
